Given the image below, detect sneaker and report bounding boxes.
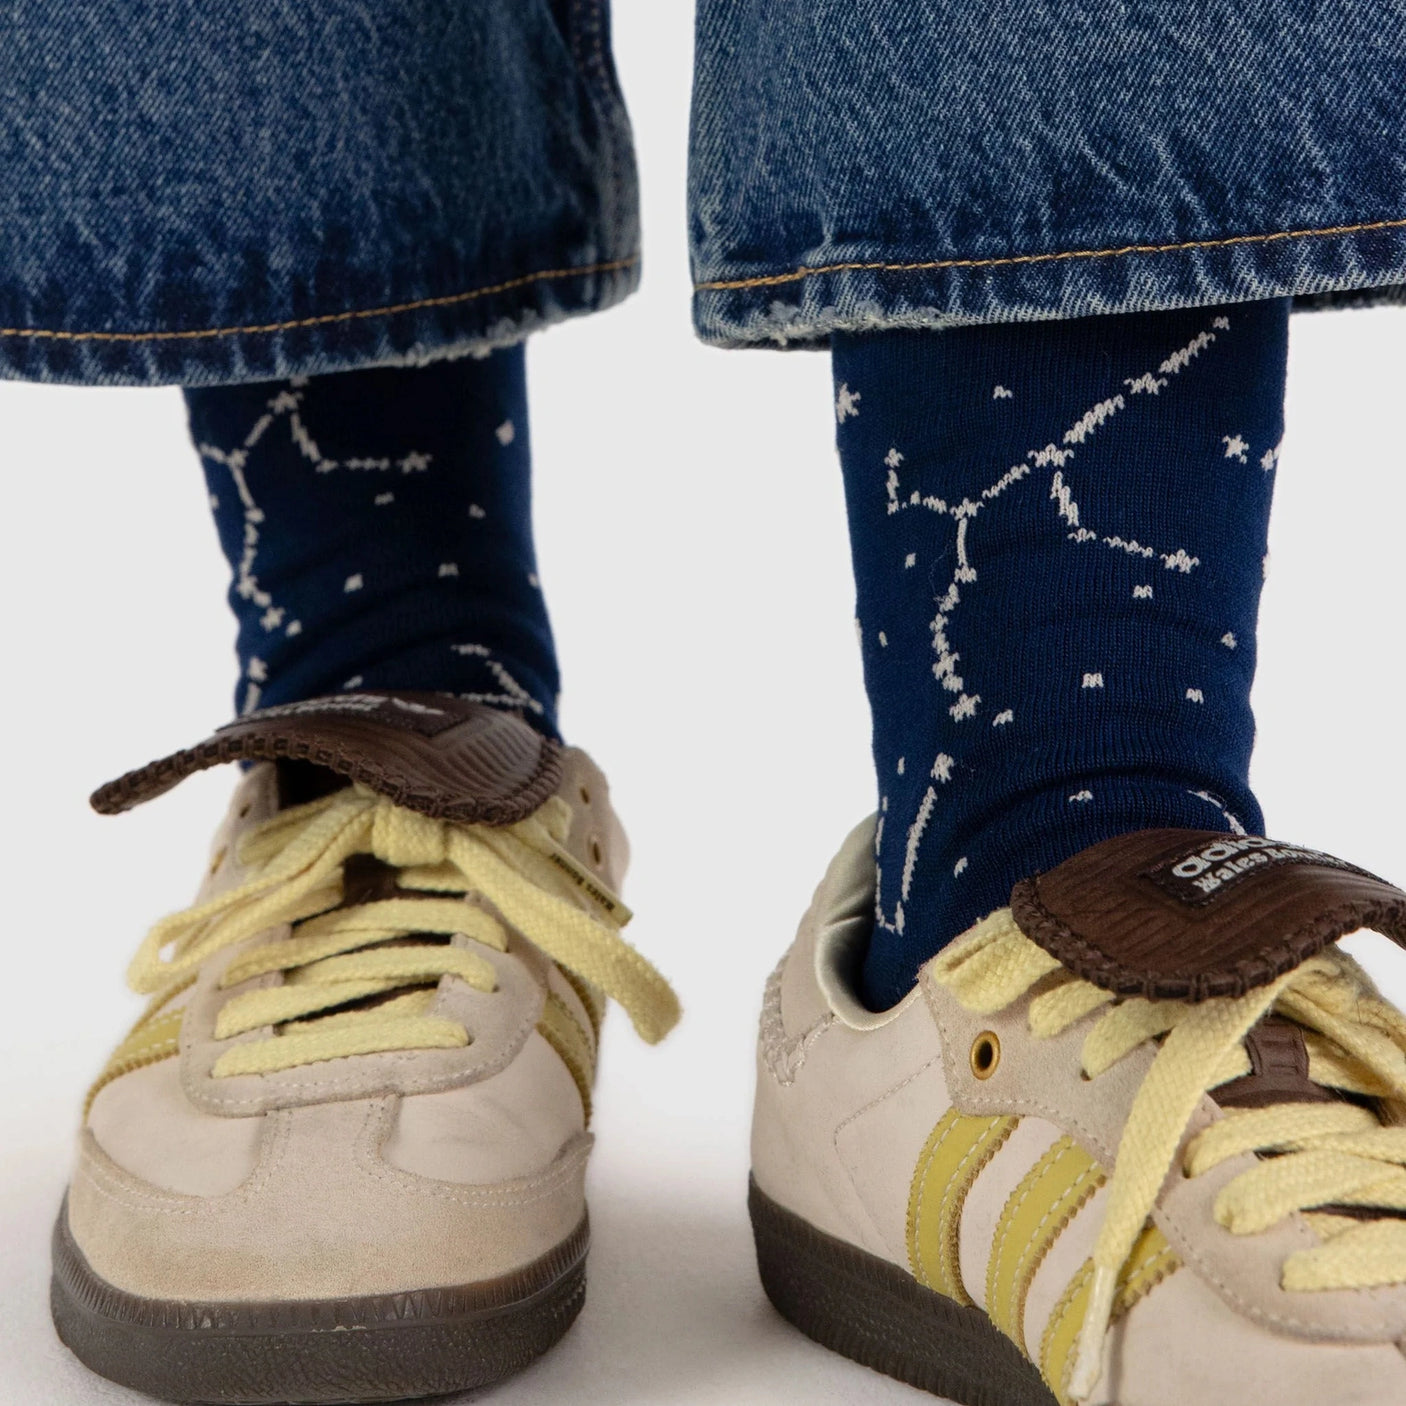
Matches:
[53,691,677,1404]
[751,822,1406,1404]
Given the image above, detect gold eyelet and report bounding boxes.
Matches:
[970,1031,1001,1080]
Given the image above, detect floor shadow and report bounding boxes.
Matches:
[447,1181,930,1406]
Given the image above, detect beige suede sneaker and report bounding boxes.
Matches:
[52,692,677,1404]
[751,821,1406,1405]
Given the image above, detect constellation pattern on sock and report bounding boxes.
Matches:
[195,378,526,717]
[1188,788,1247,834]
[450,643,545,716]
[872,313,1272,935]
[196,403,307,714]
[276,378,435,476]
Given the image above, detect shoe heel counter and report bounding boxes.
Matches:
[753,821,871,1192]
[751,847,873,1250]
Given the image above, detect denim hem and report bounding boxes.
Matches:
[0,254,640,387]
[691,219,1406,348]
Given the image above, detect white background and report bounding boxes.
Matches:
[3,2,1405,1402]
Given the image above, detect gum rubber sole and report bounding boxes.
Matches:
[51,1201,589,1404]
[750,1177,1057,1406]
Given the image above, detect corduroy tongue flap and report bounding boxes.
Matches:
[91,691,562,827]
[1010,828,1406,1002]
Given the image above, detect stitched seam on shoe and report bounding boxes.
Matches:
[84,1036,181,1118]
[922,985,1403,1337]
[550,968,600,1054]
[759,955,834,1087]
[989,1136,1071,1328]
[536,995,595,1121]
[547,991,595,1072]
[908,1117,948,1286]
[927,1124,971,1299]
[0,257,638,344]
[943,1089,1395,1334]
[911,1113,1014,1304]
[558,965,604,1041]
[73,1115,288,1216]
[74,1112,588,1216]
[355,1134,592,1208]
[924,987,1122,1167]
[827,1055,943,1262]
[1009,877,1397,1002]
[354,1097,593,1207]
[832,1055,942,1148]
[1039,1258,1092,1396]
[988,1136,1105,1354]
[1010,1161,1103,1355]
[1167,1211,1398,1337]
[1121,1242,1181,1313]
[692,217,1406,292]
[945,1120,1016,1304]
[99,727,564,826]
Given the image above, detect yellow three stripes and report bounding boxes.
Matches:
[84,986,193,1117]
[907,1111,1180,1404]
[907,1109,1018,1302]
[537,989,598,1121]
[1039,1222,1179,1404]
[986,1135,1104,1354]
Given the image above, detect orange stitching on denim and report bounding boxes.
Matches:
[693,217,1406,293]
[0,255,638,345]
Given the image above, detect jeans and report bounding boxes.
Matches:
[0,0,637,385]
[1,1,1401,385]
[690,0,1406,346]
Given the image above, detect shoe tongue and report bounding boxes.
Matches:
[1011,828,1406,1002]
[91,691,561,827]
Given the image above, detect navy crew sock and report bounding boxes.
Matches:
[187,347,560,735]
[834,302,1289,1009]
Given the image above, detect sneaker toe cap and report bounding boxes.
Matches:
[68,1091,589,1303]
[1103,1267,1406,1406]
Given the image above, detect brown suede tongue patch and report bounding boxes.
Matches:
[1214,1016,1338,1109]
[1010,828,1406,1002]
[91,691,561,827]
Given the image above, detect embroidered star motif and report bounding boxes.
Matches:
[835,383,862,422]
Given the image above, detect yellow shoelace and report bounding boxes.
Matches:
[930,913,1406,1402]
[127,785,679,1077]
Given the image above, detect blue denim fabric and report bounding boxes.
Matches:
[689,1,1406,346]
[0,1,636,386]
